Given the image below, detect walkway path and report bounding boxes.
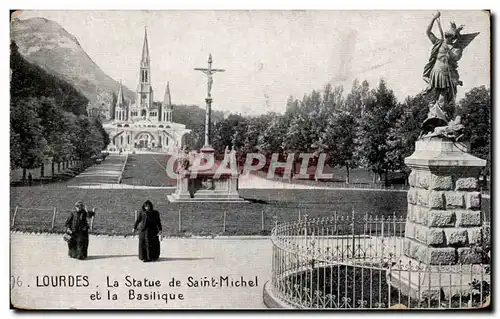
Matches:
[239,173,408,191]
[10,233,271,309]
[66,155,127,186]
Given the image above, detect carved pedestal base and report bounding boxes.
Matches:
[388,138,488,301]
[167,170,248,203]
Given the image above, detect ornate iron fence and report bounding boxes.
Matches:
[270,213,491,309]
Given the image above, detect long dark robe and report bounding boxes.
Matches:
[134,210,162,262]
[65,209,91,260]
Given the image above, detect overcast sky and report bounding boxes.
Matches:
[18,10,490,115]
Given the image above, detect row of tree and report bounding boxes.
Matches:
[202,79,490,184]
[10,41,110,178]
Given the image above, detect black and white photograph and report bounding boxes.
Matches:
[9,8,491,310]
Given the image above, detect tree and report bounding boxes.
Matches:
[70,116,106,167]
[10,98,47,178]
[231,118,249,152]
[10,127,22,170]
[212,114,245,157]
[457,86,491,176]
[36,97,75,175]
[345,79,368,117]
[257,113,287,155]
[355,79,398,185]
[183,131,198,151]
[319,110,357,183]
[93,117,111,149]
[386,93,432,178]
[236,115,271,156]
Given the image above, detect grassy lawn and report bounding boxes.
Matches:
[121,154,404,188]
[11,185,412,235]
[10,185,491,236]
[120,154,177,186]
[10,154,490,236]
[253,165,408,189]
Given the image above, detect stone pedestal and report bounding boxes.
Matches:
[167,151,247,203]
[167,170,247,203]
[388,138,487,299]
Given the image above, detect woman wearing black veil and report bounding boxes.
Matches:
[133,200,162,262]
[65,201,95,260]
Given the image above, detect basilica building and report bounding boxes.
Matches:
[103,28,190,153]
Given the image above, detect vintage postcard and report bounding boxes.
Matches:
[9,10,491,310]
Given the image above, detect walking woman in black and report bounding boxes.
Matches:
[65,201,95,260]
[133,200,162,262]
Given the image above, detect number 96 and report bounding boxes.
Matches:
[10,276,22,289]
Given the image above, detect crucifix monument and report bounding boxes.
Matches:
[194,54,225,153]
[167,54,246,203]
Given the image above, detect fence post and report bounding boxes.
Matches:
[178,210,181,232]
[51,207,57,230]
[381,215,385,238]
[11,206,18,228]
[223,211,226,233]
[261,210,264,231]
[90,207,96,232]
[303,214,308,247]
[351,210,356,258]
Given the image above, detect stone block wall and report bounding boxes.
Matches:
[403,170,486,265]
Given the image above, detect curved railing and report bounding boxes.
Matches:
[269,213,490,309]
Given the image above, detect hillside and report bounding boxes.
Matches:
[10,16,227,138]
[10,17,135,104]
[10,40,109,171]
[10,41,88,115]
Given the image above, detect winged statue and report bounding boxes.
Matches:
[421,11,479,136]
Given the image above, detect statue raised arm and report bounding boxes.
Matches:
[426,11,442,44]
[421,12,479,136]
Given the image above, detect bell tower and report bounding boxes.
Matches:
[136,27,153,119]
[162,82,173,122]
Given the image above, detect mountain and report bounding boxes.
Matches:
[10,17,135,104]
[10,16,221,135]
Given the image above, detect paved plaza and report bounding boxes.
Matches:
[11,233,272,309]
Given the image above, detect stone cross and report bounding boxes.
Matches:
[194,54,225,149]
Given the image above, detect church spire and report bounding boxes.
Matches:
[163,82,171,106]
[116,80,125,107]
[141,26,149,65]
[162,81,173,122]
[139,26,150,84]
[137,26,153,113]
[115,80,128,121]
